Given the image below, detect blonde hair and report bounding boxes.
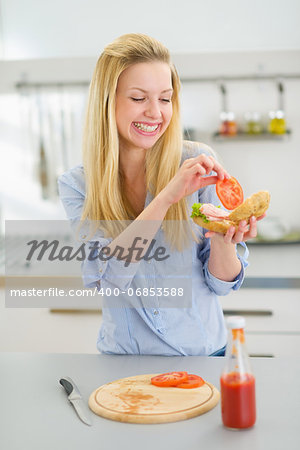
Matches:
[82,33,193,249]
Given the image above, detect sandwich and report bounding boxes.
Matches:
[191,191,270,234]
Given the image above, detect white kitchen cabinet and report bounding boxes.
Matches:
[246,334,300,358]
[221,288,300,357]
[244,245,300,278]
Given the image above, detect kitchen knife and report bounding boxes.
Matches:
[59,377,92,426]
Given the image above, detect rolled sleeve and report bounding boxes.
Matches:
[199,240,249,296]
[203,255,245,295]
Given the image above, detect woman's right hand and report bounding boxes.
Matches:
[159,153,230,206]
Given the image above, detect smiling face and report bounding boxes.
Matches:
[115,61,173,153]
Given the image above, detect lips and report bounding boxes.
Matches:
[132,122,161,136]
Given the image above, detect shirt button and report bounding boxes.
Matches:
[157,328,166,334]
[153,310,159,315]
[81,235,86,239]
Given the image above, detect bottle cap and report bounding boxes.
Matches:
[220,111,228,121]
[226,315,246,329]
[269,110,276,119]
[252,111,261,121]
[275,109,285,119]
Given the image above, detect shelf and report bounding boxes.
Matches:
[248,239,300,246]
[247,230,300,245]
[241,277,300,289]
[180,73,300,83]
[15,74,300,90]
[212,130,292,142]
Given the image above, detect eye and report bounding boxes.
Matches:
[161,99,171,103]
[131,97,145,102]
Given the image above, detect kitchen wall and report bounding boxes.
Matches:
[1,0,300,59]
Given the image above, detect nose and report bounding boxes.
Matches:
[144,100,162,120]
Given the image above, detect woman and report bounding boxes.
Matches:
[58,33,260,356]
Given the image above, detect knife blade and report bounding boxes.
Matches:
[59,377,92,426]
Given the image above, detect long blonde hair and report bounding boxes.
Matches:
[82,33,193,249]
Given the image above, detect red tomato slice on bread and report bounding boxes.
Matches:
[216,177,244,210]
[176,374,205,389]
[151,371,188,387]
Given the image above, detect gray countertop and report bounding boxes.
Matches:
[1,353,300,450]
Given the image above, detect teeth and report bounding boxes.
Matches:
[133,122,159,132]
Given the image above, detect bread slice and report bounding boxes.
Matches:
[228,191,270,223]
[192,216,237,233]
[192,190,270,234]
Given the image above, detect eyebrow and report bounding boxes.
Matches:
[129,87,173,93]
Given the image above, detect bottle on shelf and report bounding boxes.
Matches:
[218,83,237,137]
[268,80,287,135]
[219,111,237,136]
[268,110,286,135]
[244,111,263,135]
[220,316,256,430]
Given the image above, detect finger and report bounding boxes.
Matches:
[231,220,248,243]
[182,158,194,167]
[199,175,219,187]
[256,212,267,222]
[187,154,229,181]
[247,216,257,239]
[238,220,249,233]
[201,155,215,174]
[190,162,207,177]
[207,156,230,180]
[183,156,204,168]
[205,231,215,238]
[224,226,236,244]
[188,154,214,174]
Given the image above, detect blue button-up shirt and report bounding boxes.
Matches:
[58,141,249,356]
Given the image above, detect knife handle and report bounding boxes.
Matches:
[59,378,74,396]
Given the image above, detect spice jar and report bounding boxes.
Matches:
[245,112,263,135]
[219,112,237,136]
[268,110,286,134]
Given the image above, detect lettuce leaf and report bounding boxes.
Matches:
[190,203,210,223]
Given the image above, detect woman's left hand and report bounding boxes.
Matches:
[205,213,267,244]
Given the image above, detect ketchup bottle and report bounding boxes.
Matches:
[220,316,256,429]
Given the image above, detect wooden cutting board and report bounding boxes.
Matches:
[89,373,220,424]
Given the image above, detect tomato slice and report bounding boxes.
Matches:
[216,177,244,210]
[151,371,188,387]
[176,374,205,389]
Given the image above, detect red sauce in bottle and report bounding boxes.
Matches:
[220,372,256,429]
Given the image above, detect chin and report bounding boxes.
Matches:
[131,135,161,149]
